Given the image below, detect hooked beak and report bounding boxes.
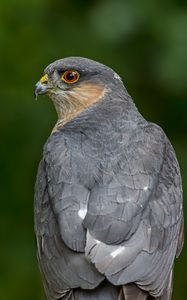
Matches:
[34,82,50,98]
[34,74,51,99]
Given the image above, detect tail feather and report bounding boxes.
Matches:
[63,270,173,300]
[73,281,120,300]
[122,284,152,300]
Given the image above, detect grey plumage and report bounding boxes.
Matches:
[34,57,183,300]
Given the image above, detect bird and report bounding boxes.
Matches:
[34,57,184,300]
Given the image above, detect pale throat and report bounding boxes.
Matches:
[50,82,106,132]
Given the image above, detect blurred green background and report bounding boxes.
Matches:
[0,0,186,299]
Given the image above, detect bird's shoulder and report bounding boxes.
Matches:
[41,120,169,184]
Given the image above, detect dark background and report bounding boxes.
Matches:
[0,0,186,299]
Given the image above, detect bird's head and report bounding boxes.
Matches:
[34,57,124,126]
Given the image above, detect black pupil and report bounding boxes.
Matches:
[66,72,75,81]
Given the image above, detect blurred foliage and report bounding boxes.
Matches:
[0,0,186,299]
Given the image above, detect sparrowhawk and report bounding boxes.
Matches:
[34,57,184,300]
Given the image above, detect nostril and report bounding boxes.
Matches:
[40,74,48,84]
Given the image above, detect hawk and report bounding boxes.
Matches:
[34,57,183,300]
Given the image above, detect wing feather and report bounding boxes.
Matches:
[84,124,183,298]
[34,143,104,299]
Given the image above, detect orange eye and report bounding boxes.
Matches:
[61,70,80,84]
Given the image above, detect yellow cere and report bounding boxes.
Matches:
[40,74,48,84]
